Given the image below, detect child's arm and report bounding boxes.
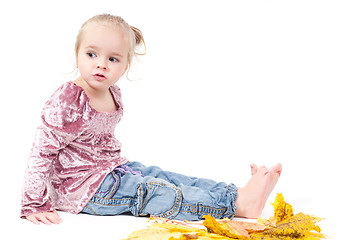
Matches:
[20,83,94,222]
[21,122,63,221]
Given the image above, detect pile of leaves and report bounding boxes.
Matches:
[123,193,326,240]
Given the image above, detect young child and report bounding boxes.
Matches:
[21,14,282,225]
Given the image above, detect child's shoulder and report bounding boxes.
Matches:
[47,81,88,107]
[53,81,84,96]
[42,82,95,128]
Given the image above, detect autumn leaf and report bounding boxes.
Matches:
[271,193,294,223]
[251,193,326,240]
[152,223,204,233]
[265,213,320,237]
[169,232,236,240]
[203,215,250,239]
[169,233,199,240]
[257,217,277,228]
[251,213,325,239]
[217,219,266,234]
[169,236,189,240]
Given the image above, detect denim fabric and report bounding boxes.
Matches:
[81,162,238,220]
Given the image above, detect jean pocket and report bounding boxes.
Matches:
[130,181,182,219]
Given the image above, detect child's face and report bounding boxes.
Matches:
[77,23,129,91]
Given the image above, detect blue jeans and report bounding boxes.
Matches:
[81,162,238,220]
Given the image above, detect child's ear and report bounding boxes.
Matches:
[75,54,79,68]
[123,63,129,76]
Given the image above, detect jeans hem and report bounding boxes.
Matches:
[175,183,238,220]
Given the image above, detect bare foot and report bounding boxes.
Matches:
[235,163,282,218]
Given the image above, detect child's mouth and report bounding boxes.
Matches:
[93,74,106,80]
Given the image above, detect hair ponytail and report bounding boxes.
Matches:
[130,26,146,56]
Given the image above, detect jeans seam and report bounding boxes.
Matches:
[83,205,98,215]
[180,204,227,217]
[103,172,119,199]
[225,184,237,218]
[96,178,114,196]
[156,182,182,219]
[181,203,227,212]
[92,195,134,201]
[140,182,149,215]
[89,194,134,208]
[180,210,225,217]
[88,200,132,207]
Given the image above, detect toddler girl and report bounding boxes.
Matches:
[21,14,282,225]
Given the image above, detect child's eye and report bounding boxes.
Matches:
[109,57,118,62]
[87,52,96,58]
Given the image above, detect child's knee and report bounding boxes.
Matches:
[130,180,182,219]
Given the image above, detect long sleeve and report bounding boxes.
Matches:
[20,83,95,218]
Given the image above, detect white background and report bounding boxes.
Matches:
[1,0,360,239]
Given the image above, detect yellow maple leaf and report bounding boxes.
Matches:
[266,213,320,237]
[203,215,250,239]
[271,193,294,223]
[251,213,326,239]
[251,193,326,240]
[217,219,266,234]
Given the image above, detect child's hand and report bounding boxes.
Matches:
[26,210,63,225]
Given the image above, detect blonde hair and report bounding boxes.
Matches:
[75,14,145,67]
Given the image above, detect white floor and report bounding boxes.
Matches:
[4,180,357,240]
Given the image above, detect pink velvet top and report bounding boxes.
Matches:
[20,82,128,218]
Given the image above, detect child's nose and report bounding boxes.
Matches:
[97,58,107,70]
[97,65,107,70]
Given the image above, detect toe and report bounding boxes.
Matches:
[270,163,282,176]
[258,165,269,175]
[250,164,258,175]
